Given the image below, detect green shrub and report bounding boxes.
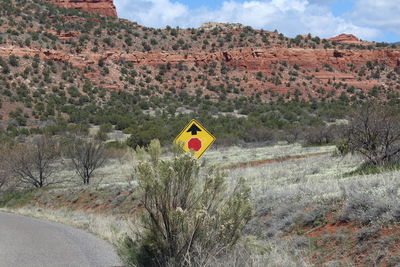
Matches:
[0,57,10,74]
[0,189,35,207]
[118,140,253,267]
[8,55,19,67]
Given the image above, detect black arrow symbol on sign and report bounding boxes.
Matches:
[187,124,202,135]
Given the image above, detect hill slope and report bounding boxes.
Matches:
[1,0,400,143]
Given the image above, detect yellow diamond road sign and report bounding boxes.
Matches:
[174,119,216,159]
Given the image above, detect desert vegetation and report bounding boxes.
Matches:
[119,140,253,266]
[65,137,109,184]
[2,0,400,266]
[1,121,400,265]
[0,106,399,266]
[343,104,400,166]
[0,150,12,191]
[3,136,60,188]
[1,0,400,146]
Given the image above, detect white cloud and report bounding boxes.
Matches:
[115,0,188,27]
[299,4,380,40]
[114,0,383,40]
[349,0,400,35]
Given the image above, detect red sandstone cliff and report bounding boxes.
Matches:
[329,34,364,45]
[1,45,398,94]
[2,1,400,102]
[44,0,117,17]
[2,46,399,71]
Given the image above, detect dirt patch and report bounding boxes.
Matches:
[286,209,400,266]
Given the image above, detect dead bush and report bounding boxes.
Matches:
[304,125,342,146]
[4,136,60,188]
[66,138,109,185]
[241,127,276,144]
[282,126,304,144]
[0,147,12,191]
[345,104,400,165]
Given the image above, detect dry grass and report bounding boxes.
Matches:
[49,143,337,188]
[229,152,360,198]
[203,143,336,168]
[6,142,400,265]
[224,144,400,265]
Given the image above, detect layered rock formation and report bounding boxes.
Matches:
[1,44,399,91]
[2,45,399,71]
[117,48,400,70]
[44,0,117,17]
[329,34,364,45]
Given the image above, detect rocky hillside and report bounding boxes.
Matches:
[1,0,400,142]
[43,0,117,17]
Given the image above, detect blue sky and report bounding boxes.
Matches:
[114,0,400,42]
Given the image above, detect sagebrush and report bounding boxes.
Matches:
[119,140,253,267]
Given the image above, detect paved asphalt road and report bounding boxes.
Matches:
[0,211,122,267]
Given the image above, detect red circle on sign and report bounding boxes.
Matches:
[188,138,202,152]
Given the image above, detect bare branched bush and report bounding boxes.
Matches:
[0,147,12,191]
[344,105,400,165]
[119,140,253,267]
[283,126,303,144]
[4,136,60,188]
[66,138,109,184]
[242,127,276,144]
[304,125,341,146]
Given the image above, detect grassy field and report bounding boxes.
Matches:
[47,143,337,186]
[229,146,400,265]
[29,143,336,189]
[3,143,400,265]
